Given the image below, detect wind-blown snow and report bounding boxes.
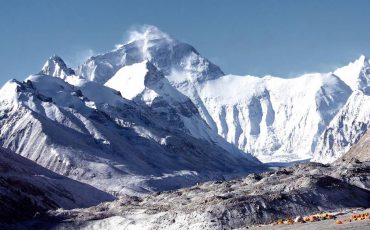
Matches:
[77,26,224,84]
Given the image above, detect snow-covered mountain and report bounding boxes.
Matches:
[312,56,370,163]
[197,55,370,163]
[77,26,223,128]
[1,24,370,197]
[332,55,370,93]
[198,73,353,162]
[74,25,370,163]
[42,55,76,80]
[77,26,224,84]
[0,54,261,196]
[0,146,114,223]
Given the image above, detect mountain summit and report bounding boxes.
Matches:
[334,55,370,93]
[41,55,75,79]
[122,25,174,45]
[77,26,224,84]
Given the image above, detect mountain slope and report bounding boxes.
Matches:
[74,26,370,163]
[312,57,370,163]
[103,60,255,154]
[77,26,223,130]
[312,90,370,163]
[0,147,114,223]
[0,63,262,195]
[2,25,370,176]
[197,73,352,162]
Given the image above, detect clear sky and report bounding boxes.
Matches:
[1,0,370,85]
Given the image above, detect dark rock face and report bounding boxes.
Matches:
[338,129,370,163]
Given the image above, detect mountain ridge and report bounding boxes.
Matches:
[2,26,370,197]
[0,56,262,195]
[2,25,370,229]
[63,25,370,163]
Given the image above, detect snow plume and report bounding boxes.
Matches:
[115,25,173,60]
[125,25,172,44]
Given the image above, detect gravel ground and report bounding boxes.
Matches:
[8,160,370,229]
[249,208,370,230]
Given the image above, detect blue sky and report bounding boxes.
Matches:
[1,0,370,85]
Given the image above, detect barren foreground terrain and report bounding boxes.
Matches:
[9,160,370,229]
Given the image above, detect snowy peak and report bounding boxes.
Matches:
[41,55,75,79]
[0,79,21,105]
[357,54,370,66]
[77,26,224,84]
[334,55,370,92]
